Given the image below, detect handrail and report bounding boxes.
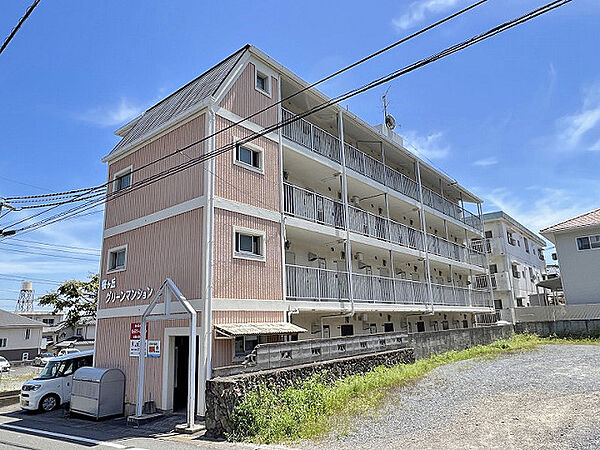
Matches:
[281,108,482,231]
[285,264,494,308]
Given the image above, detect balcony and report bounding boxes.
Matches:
[281,108,483,231]
[285,264,493,308]
[283,182,486,268]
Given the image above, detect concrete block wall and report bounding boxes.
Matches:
[515,319,600,337]
[408,324,514,359]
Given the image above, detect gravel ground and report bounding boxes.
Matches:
[304,345,600,450]
[0,365,41,392]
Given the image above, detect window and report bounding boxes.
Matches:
[494,299,503,310]
[416,321,425,333]
[369,323,377,334]
[489,264,498,274]
[234,228,265,260]
[234,143,263,172]
[383,322,394,333]
[462,320,469,329]
[255,70,270,95]
[442,320,449,330]
[42,318,54,325]
[113,167,132,192]
[25,328,30,340]
[76,328,83,336]
[507,231,515,246]
[340,324,354,336]
[484,230,492,239]
[524,237,529,253]
[512,264,520,278]
[592,235,600,249]
[516,298,524,307]
[108,246,127,272]
[0,338,6,348]
[577,236,591,250]
[234,336,259,359]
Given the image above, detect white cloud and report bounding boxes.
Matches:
[402,130,450,160]
[482,186,597,236]
[556,82,600,151]
[473,157,498,167]
[392,0,462,31]
[78,97,143,127]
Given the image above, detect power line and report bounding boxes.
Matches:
[0,0,42,56]
[0,274,63,285]
[1,0,571,238]
[1,0,489,211]
[1,241,100,256]
[0,247,99,262]
[9,238,100,252]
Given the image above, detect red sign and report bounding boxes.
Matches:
[130,322,148,340]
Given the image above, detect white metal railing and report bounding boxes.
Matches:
[283,181,485,268]
[283,183,345,229]
[475,273,497,290]
[282,108,482,230]
[471,238,492,254]
[285,264,493,308]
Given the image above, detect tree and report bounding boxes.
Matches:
[39,274,99,327]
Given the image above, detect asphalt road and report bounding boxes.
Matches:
[307,344,600,450]
[0,404,284,450]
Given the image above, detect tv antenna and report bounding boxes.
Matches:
[382,86,397,131]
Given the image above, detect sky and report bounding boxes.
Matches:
[0,0,599,309]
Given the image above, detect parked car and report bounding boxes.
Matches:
[0,356,10,372]
[57,348,80,357]
[33,353,55,367]
[20,350,93,412]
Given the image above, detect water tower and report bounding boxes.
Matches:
[15,281,34,312]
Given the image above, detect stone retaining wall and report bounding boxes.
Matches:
[515,320,600,337]
[205,347,415,437]
[205,325,513,438]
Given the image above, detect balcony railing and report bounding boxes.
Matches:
[283,183,486,268]
[281,108,482,231]
[286,264,493,308]
[475,274,497,290]
[283,183,345,229]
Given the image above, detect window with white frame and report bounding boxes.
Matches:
[577,235,600,251]
[107,246,127,272]
[0,338,6,347]
[234,228,265,260]
[255,70,271,95]
[113,167,132,192]
[235,142,263,172]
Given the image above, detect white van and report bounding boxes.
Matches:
[20,350,93,412]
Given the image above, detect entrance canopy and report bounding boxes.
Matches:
[214,322,306,338]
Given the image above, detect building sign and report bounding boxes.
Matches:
[130,339,161,358]
[130,322,148,340]
[101,277,154,303]
[129,322,160,358]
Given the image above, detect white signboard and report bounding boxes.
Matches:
[129,339,161,358]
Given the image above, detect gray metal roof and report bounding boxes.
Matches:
[105,45,249,160]
[215,322,306,337]
[0,309,45,328]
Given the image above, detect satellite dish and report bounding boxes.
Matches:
[385,114,396,130]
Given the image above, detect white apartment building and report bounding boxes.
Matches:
[475,211,546,319]
[541,208,600,304]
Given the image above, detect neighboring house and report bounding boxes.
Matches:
[18,311,64,349]
[46,316,96,352]
[474,211,547,320]
[0,309,44,361]
[95,45,493,414]
[540,208,600,304]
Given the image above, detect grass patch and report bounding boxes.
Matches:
[227,334,599,443]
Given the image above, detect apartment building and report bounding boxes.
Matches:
[474,211,546,320]
[95,45,493,415]
[541,208,600,304]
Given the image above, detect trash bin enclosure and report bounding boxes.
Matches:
[71,367,125,419]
